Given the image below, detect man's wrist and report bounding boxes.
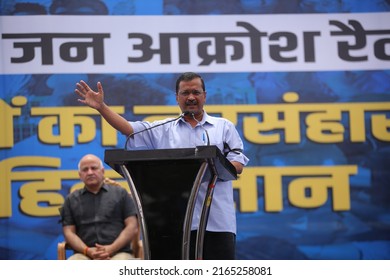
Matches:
[83,246,89,256]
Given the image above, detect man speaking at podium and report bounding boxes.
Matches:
[74,72,249,259]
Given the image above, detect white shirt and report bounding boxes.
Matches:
[126,111,249,234]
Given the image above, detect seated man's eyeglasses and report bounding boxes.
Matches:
[178,90,204,97]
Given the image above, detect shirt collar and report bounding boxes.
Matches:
[176,110,215,126]
[202,111,216,126]
[81,182,108,194]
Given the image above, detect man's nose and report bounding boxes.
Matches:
[187,93,196,99]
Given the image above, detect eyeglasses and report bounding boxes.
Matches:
[177,90,204,97]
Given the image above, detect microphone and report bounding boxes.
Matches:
[124,112,189,150]
[191,112,210,146]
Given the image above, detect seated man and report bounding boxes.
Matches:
[60,154,138,260]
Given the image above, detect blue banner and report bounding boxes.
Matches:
[1,0,390,260]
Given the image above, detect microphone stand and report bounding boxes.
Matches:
[124,112,187,150]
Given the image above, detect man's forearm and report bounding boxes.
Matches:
[98,103,133,136]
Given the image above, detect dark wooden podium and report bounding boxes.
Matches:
[104,145,237,260]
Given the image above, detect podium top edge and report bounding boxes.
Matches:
[104,145,223,163]
[104,145,237,181]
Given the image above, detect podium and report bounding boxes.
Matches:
[104,145,237,260]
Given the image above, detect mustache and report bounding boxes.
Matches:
[185,100,198,105]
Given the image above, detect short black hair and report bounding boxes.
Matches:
[175,72,205,93]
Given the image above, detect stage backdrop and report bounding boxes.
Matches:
[1,0,390,260]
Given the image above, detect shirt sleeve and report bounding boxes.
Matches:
[224,120,250,166]
[126,121,157,150]
[60,195,75,226]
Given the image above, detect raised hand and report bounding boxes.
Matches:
[74,79,133,136]
[75,80,105,110]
